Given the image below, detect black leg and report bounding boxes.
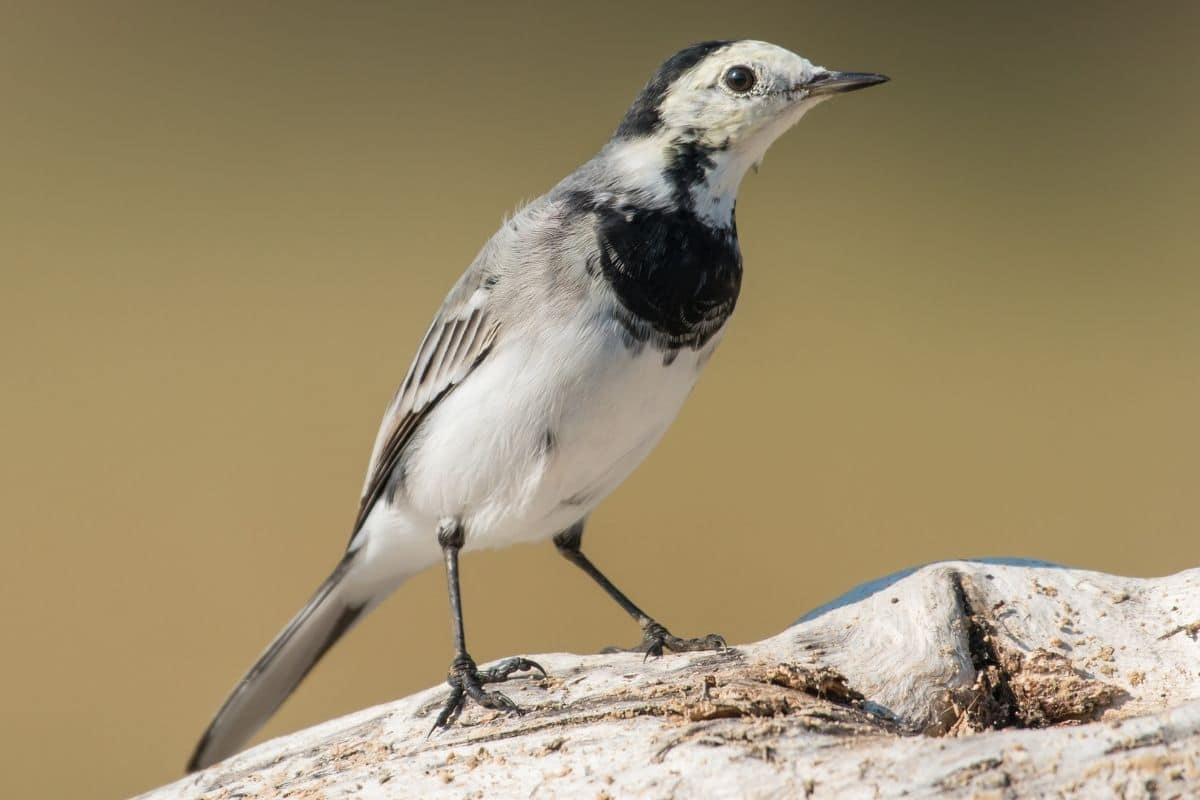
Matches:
[429,520,545,733]
[552,521,726,658]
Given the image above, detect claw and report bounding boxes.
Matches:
[429,654,545,734]
[427,685,466,738]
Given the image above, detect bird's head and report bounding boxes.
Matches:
[607,40,887,225]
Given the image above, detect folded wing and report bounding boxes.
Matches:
[353,291,500,535]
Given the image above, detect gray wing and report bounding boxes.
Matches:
[351,287,500,534]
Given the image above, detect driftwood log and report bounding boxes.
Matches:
[140,561,1200,799]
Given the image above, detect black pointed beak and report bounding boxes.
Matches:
[803,70,890,97]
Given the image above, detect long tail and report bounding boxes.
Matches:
[187,551,384,772]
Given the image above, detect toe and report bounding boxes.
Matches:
[668,633,728,652]
[470,686,517,711]
[479,656,548,683]
[499,656,546,677]
[428,686,467,736]
[641,638,666,661]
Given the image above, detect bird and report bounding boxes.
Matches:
[187,39,887,772]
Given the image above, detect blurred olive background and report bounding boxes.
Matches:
[3,1,1199,796]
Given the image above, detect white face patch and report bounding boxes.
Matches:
[608,41,835,227]
[657,41,820,143]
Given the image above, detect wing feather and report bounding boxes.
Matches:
[351,295,499,535]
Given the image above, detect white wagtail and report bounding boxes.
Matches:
[187,39,886,771]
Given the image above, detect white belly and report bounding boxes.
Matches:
[392,310,722,552]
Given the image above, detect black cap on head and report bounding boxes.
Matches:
[615,41,732,139]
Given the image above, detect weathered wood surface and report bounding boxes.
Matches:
[141,561,1200,799]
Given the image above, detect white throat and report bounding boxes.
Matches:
[690,97,823,226]
[688,146,760,227]
[607,97,822,228]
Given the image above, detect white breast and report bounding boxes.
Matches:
[398,306,722,551]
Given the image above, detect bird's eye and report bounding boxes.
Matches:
[723,65,757,94]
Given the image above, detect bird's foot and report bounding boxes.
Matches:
[603,621,727,660]
[429,655,546,734]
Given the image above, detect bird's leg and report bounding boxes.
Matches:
[430,520,545,733]
[552,522,727,658]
